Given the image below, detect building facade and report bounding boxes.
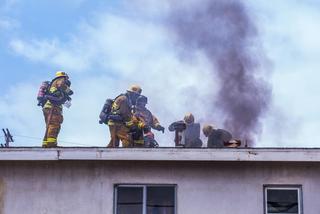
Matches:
[0,148,319,214]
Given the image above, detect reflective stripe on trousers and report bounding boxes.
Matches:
[42,106,63,147]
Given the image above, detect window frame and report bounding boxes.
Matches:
[114,184,177,214]
[263,185,303,214]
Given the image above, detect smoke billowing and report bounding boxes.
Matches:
[168,0,271,145]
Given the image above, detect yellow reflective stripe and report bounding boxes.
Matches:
[125,121,134,127]
[43,101,53,109]
[49,86,57,93]
[43,101,63,109]
[47,137,57,143]
[138,122,144,129]
[134,140,144,145]
[108,121,124,126]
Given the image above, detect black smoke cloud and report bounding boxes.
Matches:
[168,0,271,145]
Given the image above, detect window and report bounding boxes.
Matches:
[264,186,302,214]
[115,185,176,214]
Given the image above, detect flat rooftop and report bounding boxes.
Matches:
[0,147,320,162]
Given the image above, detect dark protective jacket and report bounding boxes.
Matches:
[207,129,232,148]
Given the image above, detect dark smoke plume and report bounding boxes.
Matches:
[168,0,271,145]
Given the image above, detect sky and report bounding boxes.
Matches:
[0,0,319,147]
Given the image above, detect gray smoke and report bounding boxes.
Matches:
[168,0,271,145]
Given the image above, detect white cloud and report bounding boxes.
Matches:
[10,38,92,71]
[0,16,19,31]
[248,0,320,147]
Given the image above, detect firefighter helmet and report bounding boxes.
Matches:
[184,113,195,124]
[55,71,68,78]
[127,84,142,94]
[202,124,214,137]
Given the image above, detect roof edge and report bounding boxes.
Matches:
[0,147,320,162]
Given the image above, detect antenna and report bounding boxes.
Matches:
[1,128,14,148]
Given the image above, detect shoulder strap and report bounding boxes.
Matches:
[126,94,132,109]
[113,93,125,101]
[113,93,132,107]
[48,78,57,92]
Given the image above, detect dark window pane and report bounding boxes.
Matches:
[117,187,143,214]
[267,189,299,213]
[147,186,175,214]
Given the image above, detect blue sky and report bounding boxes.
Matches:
[0,0,319,147]
[0,0,120,87]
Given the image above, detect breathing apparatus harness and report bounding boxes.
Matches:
[37,77,73,107]
[99,93,133,124]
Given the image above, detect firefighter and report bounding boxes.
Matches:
[134,95,164,147]
[202,124,240,148]
[107,85,142,148]
[135,96,164,132]
[168,113,202,148]
[42,71,73,148]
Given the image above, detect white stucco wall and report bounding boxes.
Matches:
[0,157,319,214]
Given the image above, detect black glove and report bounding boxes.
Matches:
[157,125,165,133]
[143,126,151,133]
[67,89,74,96]
[65,79,72,87]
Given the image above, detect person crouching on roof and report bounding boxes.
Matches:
[202,124,241,148]
[133,95,165,147]
[107,85,142,148]
[42,71,73,148]
[168,113,202,148]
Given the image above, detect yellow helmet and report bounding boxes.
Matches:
[127,84,142,94]
[55,71,68,78]
[184,113,195,124]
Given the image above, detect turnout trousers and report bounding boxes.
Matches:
[42,106,63,148]
[107,123,131,148]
